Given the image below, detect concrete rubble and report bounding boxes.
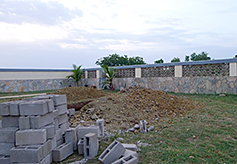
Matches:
[0,94,142,164]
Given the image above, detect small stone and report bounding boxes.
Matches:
[148,126,154,132]
[116,137,124,141]
[86,108,95,114]
[91,114,98,120]
[134,124,139,129]
[80,120,85,123]
[219,94,226,97]
[128,128,134,132]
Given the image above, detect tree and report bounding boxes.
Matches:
[154,59,164,64]
[95,53,146,66]
[101,65,117,90]
[190,51,211,61]
[67,64,83,87]
[235,54,237,58]
[185,55,189,61]
[171,57,181,62]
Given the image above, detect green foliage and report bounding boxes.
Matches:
[171,57,181,62]
[154,58,164,64]
[235,54,237,58]
[190,51,211,61]
[95,53,146,66]
[101,65,117,90]
[185,55,190,61]
[67,64,83,87]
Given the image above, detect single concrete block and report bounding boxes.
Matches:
[39,152,52,164]
[139,120,147,133]
[50,137,57,150]
[43,124,55,139]
[122,144,137,152]
[0,127,18,143]
[77,138,84,155]
[65,128,77,151]
[52,142,73,162]
[0,120,2,128]
[84,133,98,159]
[53,109,59,119]
[19,100,48,116]
[0,155,10,164]
[55,104,68,115]
[9,101,23,116]
[44,99,54,113]
[76,125,98,140]
[98,140,125,164]
[19,116,30,130]
[111,154,138,164]
[10,145,44,163]
[0,143,14,156]
[42,140,52,157]
[68,108,75,117]
[96,119,104,138]
[59,122,69,134]
[16,129,47,146]
[30,112,54,129]
[58,113,68,125]
[56,138,64,147]
[55,129,63,141]
[147,126,154,132]
[1,116,19,128]
[122,149,138,158]
[49,95,67,106]
[0,102,10,116]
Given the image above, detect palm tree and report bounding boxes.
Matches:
[67,64,83,87]
[101,65,117,90]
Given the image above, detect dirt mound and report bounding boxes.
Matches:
[119,85,146,93]
[69,87,198,130]
[48,87,110,103]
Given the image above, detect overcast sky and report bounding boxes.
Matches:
[0,0,237,69]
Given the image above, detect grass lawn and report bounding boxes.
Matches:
[0,91,236,163]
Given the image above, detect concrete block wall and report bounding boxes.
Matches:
[0,94,74,163]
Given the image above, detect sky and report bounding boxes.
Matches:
[0,0,237,69]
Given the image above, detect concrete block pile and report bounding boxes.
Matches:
[0,95,74,164]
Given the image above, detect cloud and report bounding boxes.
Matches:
[0,0,82,25]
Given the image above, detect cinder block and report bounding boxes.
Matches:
[10,145,44,163]
[43,124,55,139]
[139,120,147,133]
[53,109,59,119]
[0,127,18,143]
[9,101,23,116]
[19,100,48,116]
[111,154,138,164]
[49,95,67,106]
[52,142,73,162]
[0,120,2,128]
[44,99,54,113]
[84,133,98,159]
[68,108,75,117]
[122,149,138,158]
[77,139,84,155]
[0,102,10,116]
[39,152,52,164]
[122,144,137,152]
[56,138,64,147]
[1,116,19,128]
[50,137,57,150]
[98,140,125,164]
[59,122,69,134]
[0,155,10,164]
[55,104,68,115]
[16,129,47,146]
[96,119,104,138]
[0,143,14,156]
[55,129,63,141]
[76,125,98,140]
[42,140,52,157]
[19,116,30,130]
[58,113,68,125]
[65,128,77,150]
[30,112,54,129]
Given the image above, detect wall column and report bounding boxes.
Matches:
[96,70,101,78]
[175,65,182,77]
[85,71,88,78]
[135,68,141,78]
[230,63,237,76]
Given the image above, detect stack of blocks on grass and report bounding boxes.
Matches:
[0,94,138,164]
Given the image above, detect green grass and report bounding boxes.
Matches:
[53,93,237,164]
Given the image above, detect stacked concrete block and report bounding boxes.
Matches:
[84,133,98,159]
[0,94,74,163]
[52,142,73,162]
[76,125,99,139]
[99,140,125,164]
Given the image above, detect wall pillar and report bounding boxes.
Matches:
[135,68,141,78]
[85,71,88,78]
[230,63,237,76]
[96,70,101,78]
[175,65,182,77]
